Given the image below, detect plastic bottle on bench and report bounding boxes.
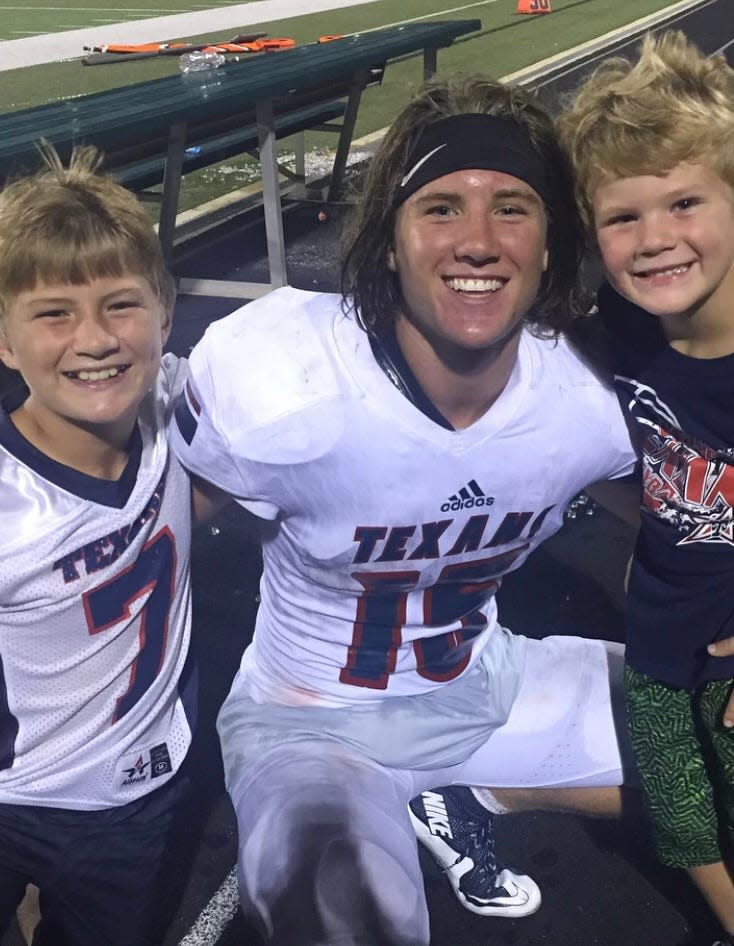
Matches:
[179,50,226,74]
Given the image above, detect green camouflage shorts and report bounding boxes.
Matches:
[625,665,734,868]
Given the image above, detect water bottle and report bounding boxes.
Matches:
[179,50,226,74]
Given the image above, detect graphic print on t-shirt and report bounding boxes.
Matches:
[617,375,734,547]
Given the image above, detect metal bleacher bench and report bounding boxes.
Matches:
[0,19,481,298]
[113,96,350,194]
[111,88,362,255]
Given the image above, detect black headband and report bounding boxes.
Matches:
[396,113,551,208]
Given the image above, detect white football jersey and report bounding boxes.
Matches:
[171,288,635,706]
[0,354,193,809]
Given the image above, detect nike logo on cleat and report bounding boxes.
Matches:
[421,790,454,840]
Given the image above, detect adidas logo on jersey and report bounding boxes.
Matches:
[421,790,454,839]
[441,479,493,513]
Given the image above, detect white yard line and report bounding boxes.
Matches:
[0,6,192,11]
[0,0,385,70]
[502,0,711,85]
[357,0,497,34]
[176,867,240,946]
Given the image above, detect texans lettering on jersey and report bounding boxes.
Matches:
[0,354,194,809]
[170,288,635,706]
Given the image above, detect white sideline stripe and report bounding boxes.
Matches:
[90,16,156,21]
[0,0,492,67]
[0,0,385,71]
[0,6,191,10]
[177,867,240,946]
[357,0,497,34]
[502,0,714,86]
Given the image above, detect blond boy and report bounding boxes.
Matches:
[559,32,734,946]
[0,147,194,946]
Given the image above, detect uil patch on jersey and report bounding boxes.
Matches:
[118,742,173,787]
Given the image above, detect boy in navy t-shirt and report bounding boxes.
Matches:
[560,30,734,946]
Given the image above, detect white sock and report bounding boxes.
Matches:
[471,787,509,815]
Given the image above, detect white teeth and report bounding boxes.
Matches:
[445,277,503,292]
[640,264,690,278]
[71,367,121,382]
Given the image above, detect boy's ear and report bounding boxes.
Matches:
[160,304,173,347]
[0,326,18,372]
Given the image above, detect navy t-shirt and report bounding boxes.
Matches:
[598,282,734,688]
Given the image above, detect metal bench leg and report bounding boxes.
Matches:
[423,47,438,80]
[327,74,366,202]
[159,122,187,265]
[257,98,288,289]
[292,130,307,199]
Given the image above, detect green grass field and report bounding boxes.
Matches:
[0,0,683,211]
[1,0,683,113]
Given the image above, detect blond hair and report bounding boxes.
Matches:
[0,144,175,321]
[557,31,734,227]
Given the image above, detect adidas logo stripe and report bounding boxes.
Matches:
[441,479,494,513]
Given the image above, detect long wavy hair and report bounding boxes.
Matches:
[341,75,587,338]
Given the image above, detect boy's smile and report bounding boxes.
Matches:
[592,163,734,337]
[0,274,170,469]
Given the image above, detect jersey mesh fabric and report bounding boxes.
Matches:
[0,354,193,809]
[170,288,636,707]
